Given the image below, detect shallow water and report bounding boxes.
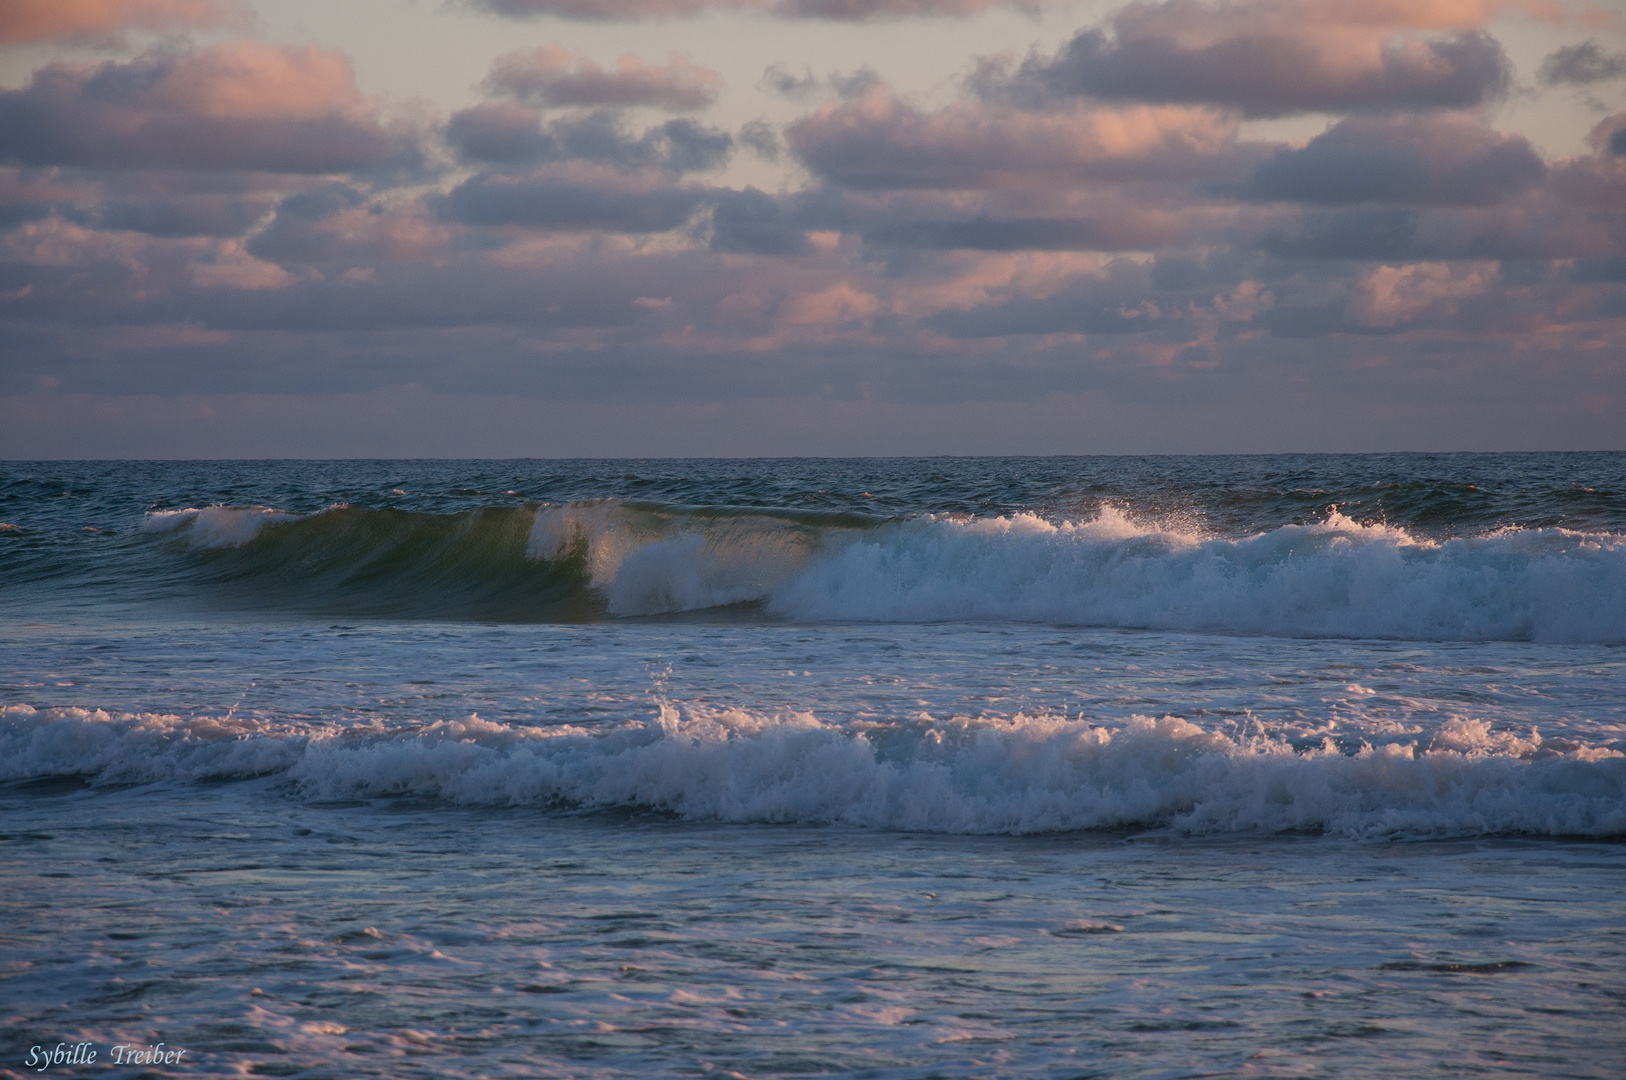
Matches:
[2,455,1624,1076]
[4,784,1623,1079]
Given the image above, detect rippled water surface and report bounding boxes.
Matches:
[2,455,1623,1077]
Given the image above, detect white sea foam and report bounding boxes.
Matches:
[769,511,1626,642]
[528,503,820,616]
[526,505,1626,641]
[4,702,1621,839]
[142,505,300,547]
[0,704,308,783]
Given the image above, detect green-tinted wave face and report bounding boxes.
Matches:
[177,505,602,621]
[139,500,877,622]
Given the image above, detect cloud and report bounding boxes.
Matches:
[0,0,243,44]
[788,83,1254,189]
[761,63,822,99]
[1097,0,1551,35]
[441,169,711,232]
[188,240,294,290]
[1246,114,1544,206]
[737,119,783,161]
[243,183,450,267]
[1587,113,1626,156]
[1344,260,1495,328]
[469,0,1039,21]
[705,188,813,254]
[773,0,1034,17]
[447,106,733,171]
[992,1,1515,117]
[560,114,733,172]
[919,258,1181,337]
[1256,193,1626,262]
[243,183,365,263]
[862,212,1188,252]
[482,45,721,111]
[1339,260,1489,326]
[472,0,743,18]
[3,0,1623,458]
[1539,40,1626,86]
[446,102,558,163]
[1548,117,1626,212]
[0,43,418,173]
[1573,255,1626,283]
[759,64,885,102]
[0,167,276,237]
[88,195,273,237]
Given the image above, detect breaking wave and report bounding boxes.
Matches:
[2,703,1621,839]
[136,500,1626,641]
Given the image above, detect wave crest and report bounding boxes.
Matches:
[770,510,1626,642]
[143,505,301,547]
[137,501,1626,640]
[528,502,837,616]
[4,703,1621,839]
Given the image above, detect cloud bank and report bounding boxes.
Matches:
[1,0,1622,455]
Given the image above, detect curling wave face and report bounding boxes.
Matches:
[132,499,1626,642]
[2,702,1621,839]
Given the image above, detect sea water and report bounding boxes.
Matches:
[2,455,1623,1077]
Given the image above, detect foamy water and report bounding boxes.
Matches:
[4,702,1621,839]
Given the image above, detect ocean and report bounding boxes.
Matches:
[2,454,1623,1078]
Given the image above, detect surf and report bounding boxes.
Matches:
[133,499,1626,642]
[4,702,1621,839]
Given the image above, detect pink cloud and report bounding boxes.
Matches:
[991,0,1537,117]
[789,83,1252,189]
[0,168,100,207]
[1346,260,1496,327]
[188,241,295,289]
[0,43,419,173]
[780,281,883,325]
[0,0,244,44]
[147,42,371,121]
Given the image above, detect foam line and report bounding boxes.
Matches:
[4,704,1621,839]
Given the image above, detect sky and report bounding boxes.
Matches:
[1,0,1624,457]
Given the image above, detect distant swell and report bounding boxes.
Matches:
[140,501,1626,642]
[3,704,1622,839]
